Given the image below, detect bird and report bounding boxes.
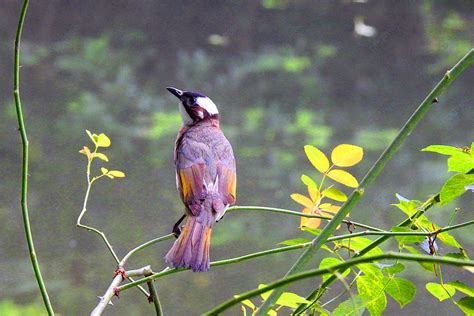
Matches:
[164,87,236,272]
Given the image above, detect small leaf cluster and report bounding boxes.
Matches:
[79,130,125,182]
[291,144,363,229]
[422,143,474,205]
[240,285,310,316]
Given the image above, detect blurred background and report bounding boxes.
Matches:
[1,0,473,315]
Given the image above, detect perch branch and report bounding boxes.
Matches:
[91,266,153,316]
[115,219,474,292]
[13,0,54,314]
[255,48,474,315]
[227,206,383,231]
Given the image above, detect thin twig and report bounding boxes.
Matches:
[119,233,174,267]
[77,158,149,296]
[255,48,474,315]
[114,219,474,292]
[205,252,474,315]
[13,0,54,314]
[227,206,383,232]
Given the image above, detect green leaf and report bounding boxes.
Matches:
[357,263,385,280]
[257,285,309,309]
[439,174,474,205]
[385,277,416,308]
[404,246,436,273]
[91,152,109,162]
[278,238,311,246]
[422,145,465,156]
[331,144,364,167]
[392,195,421,217]
[304,145,330,173]
[275,292,310,308]
[381,263,405,276]
[302,227,322,236]
[322,186,348,202]
[101,167,109,174]
[301,174,318,188]
[457,297,474,316]
[448,155,474,173]
[108,170,126,178]
[340,237,383,256]
[391,227,426,244]
[319,257,349,282]
[96,133,111,147]
[357,276,387,316]
[332,295,366,316]
[425,282,456,301]
[327,169,359,188]
[447,281,474,297]
[437,231,462,249]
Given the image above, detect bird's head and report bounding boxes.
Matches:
[167,87,219,126]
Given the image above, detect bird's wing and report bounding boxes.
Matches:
[175,127,236,218]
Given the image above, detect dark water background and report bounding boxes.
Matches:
[0,1,473,315]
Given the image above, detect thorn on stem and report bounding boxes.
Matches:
[113,287,121,298]
[432,97,439,103]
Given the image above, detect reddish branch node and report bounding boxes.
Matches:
[113,266,127,280]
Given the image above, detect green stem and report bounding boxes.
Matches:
[205,252,474,315]
[13,0,54,314]
[147,279,163,316]
[227,206,383,231]
[255,48,474,315]
[119,234,175,266]
[115,219,474,292]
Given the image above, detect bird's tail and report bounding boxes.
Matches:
[164,216,212,272]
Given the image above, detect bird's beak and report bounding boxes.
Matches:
[166,87,184,99]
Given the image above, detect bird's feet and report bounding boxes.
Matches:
[172,224,182,238]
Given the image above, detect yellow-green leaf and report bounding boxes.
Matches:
[96,133,111,147]
[291,193,314,209]
[79,146,92,159]
[327,169,359,188]
[331,144,364,167]
[308,186,321,204]
[101,167,109,174]
[86,130,97,144]
[322,186,347,202]
[108,170,125,178]
[301,174,318,188]
[301,208,321,229]
[91,152,109,162]
[304,145,330,173]
[240,299,255,310]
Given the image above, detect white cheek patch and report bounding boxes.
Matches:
[178,102,193,125]
[196,97,218,115]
